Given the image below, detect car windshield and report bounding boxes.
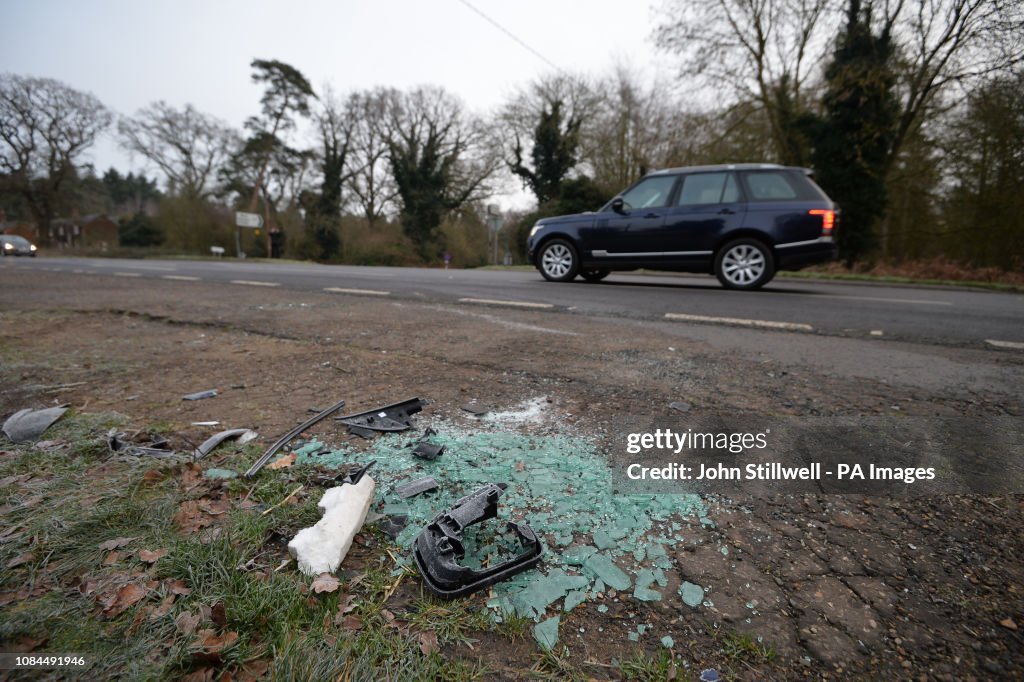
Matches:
[3,236,30,247]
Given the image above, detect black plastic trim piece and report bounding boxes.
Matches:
[336,397,427,434]
[413,483,543,598]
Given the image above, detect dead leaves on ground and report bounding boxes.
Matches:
[176,610,203,636]
[79,575,194,621]
[101,582,150,619]
[0,578,51,606]
[181,668,215,682]
[267,453,296,470]
[310,573,340,594]
[338,614,362,632]
[418,630,439,656]
[97,536,138,551]
[150,595,176,620]
[0,524,25,543]
[330,590,362,633]
[174,501,213,534]
[337,593,357,615]
[0,473,32,488]
[6,551,35,568]
[190,629,239,663]
[141,469,166,485]
[139,548,168,564]
[167,579,192,596]
[211,601,228,628]
[181,462,204,489]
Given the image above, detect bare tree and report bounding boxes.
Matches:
[300,86,362,259]
[581,65,689,191]
[313,87,360,219]
[654,0,1024,167]
[499,73,600,146]
[346,89,399,226]
[886,0,1024,169]
[383,86,499,258]
[654,0,838,165]
[119,101,238,199]
[0,74,112,244]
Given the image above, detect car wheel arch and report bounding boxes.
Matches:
[536,236,582,282]
[534,232,579,254]
[714,236,776,290]
[713,229,774,255]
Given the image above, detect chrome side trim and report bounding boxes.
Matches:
[775,236,834,249]
[591,249,713,258]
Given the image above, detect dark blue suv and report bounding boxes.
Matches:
[526,164,838,289]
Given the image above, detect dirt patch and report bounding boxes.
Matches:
[1,270,1022,679]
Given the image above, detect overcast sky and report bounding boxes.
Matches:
[2,0,669,204]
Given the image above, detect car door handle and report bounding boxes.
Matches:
[718,208,735,215]
[643,213,660,219]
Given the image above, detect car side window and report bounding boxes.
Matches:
[743,171,800,200]
[722,173,741,202]
[619,175,678,210]
[676,172,733,206]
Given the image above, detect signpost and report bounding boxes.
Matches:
[486,204,502,265]
[234,211,264,258]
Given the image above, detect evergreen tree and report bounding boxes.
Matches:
[384,87,495,261]
[810,0,899,264]
[509,99,581,204]
[119,211,164,247]
[305,90,357,261]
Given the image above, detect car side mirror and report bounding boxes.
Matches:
[611,197,626,215]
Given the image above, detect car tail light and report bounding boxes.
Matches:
[809,209,835,236]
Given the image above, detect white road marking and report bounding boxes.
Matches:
[427,304,578,336]
[92,262,176,271]
[162,275,201,281]
[231,280,280,287]
[113,272,141,278]
[664,312,813,332]
[986,339,1024,350]
[870,330,885,336]
[458,298,554,309]
[323,287,390,296]
[827,295,952,306]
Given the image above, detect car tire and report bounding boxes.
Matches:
[579,268,610,282]
[537,239,580,282]
[714,238,775,290]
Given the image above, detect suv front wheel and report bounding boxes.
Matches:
[537,239,580,282]
[714,238,775,290]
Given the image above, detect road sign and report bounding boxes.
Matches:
[235,211,264,228]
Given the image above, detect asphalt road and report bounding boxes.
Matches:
[4,256,1022,349]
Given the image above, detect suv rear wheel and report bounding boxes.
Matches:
[715,238,775,290]
[538,239,580,282]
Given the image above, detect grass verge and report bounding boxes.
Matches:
[0,412,506,680]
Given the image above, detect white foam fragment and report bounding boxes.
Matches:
[288,476,376,575]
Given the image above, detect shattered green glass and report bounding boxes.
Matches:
[292,424,706,649]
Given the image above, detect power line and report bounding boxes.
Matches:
[453,0,566,75]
